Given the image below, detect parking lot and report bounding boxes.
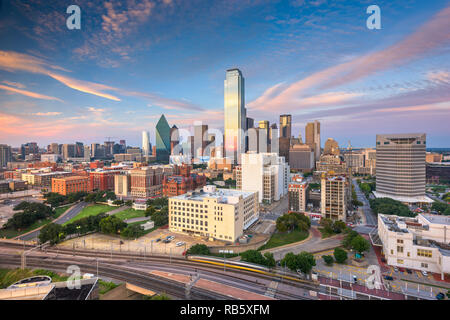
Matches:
[58,227,226,256]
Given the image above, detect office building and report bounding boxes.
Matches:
[289,144,315,172]
[426,162,450,184]
[323,138,340,156]
[375,133,432,203]
[142,131,151,157]
[169,185,258,242]
[20,142,39,159]
[305,120,321,162]
[224,68,246,164]
[237,152,289,204]
[52,176,90,196]
[62,144,76,160]
[426,152,443,163]
[89,170,122,191]
[280,114,292,139]
[163,164,206,197]
[170,125,180,155]
[114,174,131,198]
[377,214,450,278]
[321,175,347,221]
[194,124,208,159]
[288,175,307,212]
[0,144,12,168]
[156,115,171,163]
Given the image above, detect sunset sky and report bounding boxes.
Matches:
[0,0,449,148]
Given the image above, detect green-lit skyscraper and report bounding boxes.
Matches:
[156,114,171,163]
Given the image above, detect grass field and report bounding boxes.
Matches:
[113,208,146,221]
[63,204,116,225]
[0,204,72,239]
[258,229,309,251]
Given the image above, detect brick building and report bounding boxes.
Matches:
[52,176,90,196]
[163,164,207,197]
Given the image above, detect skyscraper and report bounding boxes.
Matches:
[224,68,246,163]
[194,124,208,159]
[305,120,321,162]
[155,115,171,163]
[375,133,431,203]
[0,144,12,168]
[142,131,150,157]
[280,114,292,139]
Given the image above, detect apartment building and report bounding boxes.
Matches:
[321,175,348,221]
[377,214,450,278]
[169,185,258,242]
[51,176,90,196]
[237,152,289,204]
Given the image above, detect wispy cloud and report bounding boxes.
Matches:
[32,112,62,116]
[0,84,63,102]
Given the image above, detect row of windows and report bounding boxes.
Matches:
[417,249,432,258]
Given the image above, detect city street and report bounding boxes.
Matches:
[352,179,377,226]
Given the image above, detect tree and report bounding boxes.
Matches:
[241,250,267,266]
[99,216,127,235]
[125,200,133,207]
[145,205,156,217]
[431,202,449,214]
[323,255,334,266]
[280,251,315,274]
[121,224,144,239]
[334,248,348,264]
[263,252,276,268]
[342,230,359,249]
[39,223,65,245]
[351,235,370,255]
[369,198,414,217]
[332,220,347,234]
[276,212,310,233]
[186,244,210,255]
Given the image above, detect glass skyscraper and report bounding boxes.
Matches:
[224,68,246,163]
[155,115,171,163]
[142,131,150,157]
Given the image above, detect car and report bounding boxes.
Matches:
[162,239,170,243]
[176,242,185,247]
[384,275,394,281]
[421,270,428,277]
[168,236,175,240]
[436,292,445,300]
[394,267,399,273]
[406,269,412,274]
[155,238,161,242]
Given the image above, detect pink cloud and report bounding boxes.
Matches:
[0,84,63,102]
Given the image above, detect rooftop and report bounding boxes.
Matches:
[421,214,450,226]
[171,185,255,204]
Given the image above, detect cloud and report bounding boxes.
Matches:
[32,112,62,116]
[0,84,63,102]
[2,81,26,89]
[249,5,450,112]
[48,73,121,102]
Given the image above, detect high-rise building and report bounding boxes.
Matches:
[20,142,39,159]
[50,143,60,154]
[115,174,131,198]
[194,124,208,159]
[170,125,180,155]
[75,142,84,158]
[237,152,289,204]
[305,120,321,162]
[288,175,307,212]
[224,68,246,164]
[323,138,340,156]
[130,166,164,198]
[169,185,259,242]
[375,133,431,203]
[289,144,315,172]
[0,144,12,168]
[321,175,347,221]
[142,131,151,157]
[280,114,292,139]
[155,115,171,163]
[62,144,76,160]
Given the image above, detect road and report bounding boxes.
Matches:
[260,195,288,221]
[18,201,88,241]
[263,227,344,261]
[352,179,377,227]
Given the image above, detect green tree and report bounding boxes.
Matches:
[333,247,348,264]
[99,216,127,235]
[296,251,316,274]
[351,235,370,255]
[263,252,276,268]
[431,202,449,214]
[323,255,334,266]
[342,230,359,249]
[186,244,210,255]
[145,205,156,217]
[39,223,65,245]
[121,224,144,239]
[241,250,267,266]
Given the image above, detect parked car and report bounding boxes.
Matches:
[384,275,394,281]
[436,292,445,300]
[422,270,428,277]
[168,236,175,240]
[162,239,170,243]
[155,238,161,242]
[176,241,185,247]
[406,269,412,274]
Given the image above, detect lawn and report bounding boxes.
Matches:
[0,204,72,239]
[113,208,146,221]
[63,204,116,225]
[258,229,309,251]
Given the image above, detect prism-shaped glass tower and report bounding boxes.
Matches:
[155,114,171,163]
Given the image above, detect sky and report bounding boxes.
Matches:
[0,0,449,149]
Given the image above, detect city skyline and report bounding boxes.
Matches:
[0,0,449,148]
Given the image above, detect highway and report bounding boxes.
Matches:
[18,201,88,241]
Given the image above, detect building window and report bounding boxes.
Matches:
[397,259,403,264]
[417,249,432,258]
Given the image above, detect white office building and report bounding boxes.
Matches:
[237,152,289,204]
[377,213,450,279]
